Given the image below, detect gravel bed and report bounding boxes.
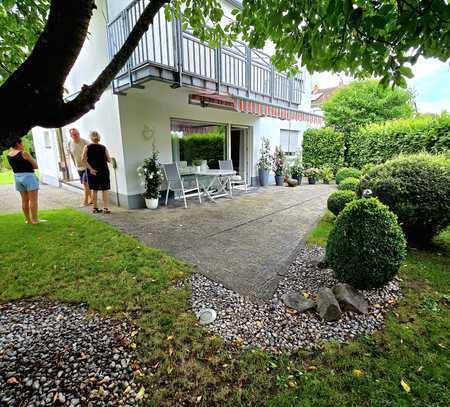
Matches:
[188,245,402,352]
[0,299,143,406]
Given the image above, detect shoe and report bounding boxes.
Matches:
[103,208,111,214]
[92,208,103,214]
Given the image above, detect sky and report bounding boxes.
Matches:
[311,57,450,114]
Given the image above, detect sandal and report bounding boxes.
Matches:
[92,208,103,214]
[103,208,111,214]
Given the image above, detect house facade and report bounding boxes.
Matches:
[32,0,323,208]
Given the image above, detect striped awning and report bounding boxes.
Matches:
[235,99,324,126]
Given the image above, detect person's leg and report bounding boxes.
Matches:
[102,190,110,212]
[82,181,91,206]
[19,191,31,224]
[28,190,39,224]
[92,190,99,210]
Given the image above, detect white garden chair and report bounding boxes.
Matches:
[162,163,202,209]
[219,160,248,192]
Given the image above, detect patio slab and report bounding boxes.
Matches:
[101,184,334,301]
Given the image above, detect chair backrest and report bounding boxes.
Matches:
[219,160,233,171]
[176,160,188,168]
[163,163,183,190]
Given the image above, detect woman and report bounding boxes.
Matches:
[7,138,40,224]
[82,131,112,213]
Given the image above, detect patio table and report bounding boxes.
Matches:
[180,168,236,202]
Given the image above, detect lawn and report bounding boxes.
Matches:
[0,170,13,185]
[1,209,449,406]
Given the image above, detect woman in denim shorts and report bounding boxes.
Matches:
[7,138,41,224]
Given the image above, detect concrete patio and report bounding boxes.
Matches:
[0,182,333,300]
[101,184,334,300]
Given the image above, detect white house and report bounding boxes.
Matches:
[32,0,323,208]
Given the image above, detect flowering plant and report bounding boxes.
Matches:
[304,167,321,180]
[290,161,304,178]
[257,138,271,171]
[271,146,286,176]
[137,150,162,199]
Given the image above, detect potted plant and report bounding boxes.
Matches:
[192,159,202,173]
[272,146,286,186]
[257,137,271,186]
[320,165,334,184]
[137,150,162,209]
[290,162,304,184]
[304,167,320,184]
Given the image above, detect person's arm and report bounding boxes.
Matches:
[105,148,112,163]
[82,146,97,175]
[22,151,38,170]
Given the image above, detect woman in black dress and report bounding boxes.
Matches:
[82,131,112,213]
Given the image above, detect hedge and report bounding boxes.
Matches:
[177,131,225,169]
[347,113,450,168]
[302,128,344,173]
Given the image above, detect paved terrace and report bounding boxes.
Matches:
[0,183,333,300]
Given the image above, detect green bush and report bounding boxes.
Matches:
[347,113,450,168]
[335,167,361,184]
[337,177,360,192]
[360,153,450,246]
[326,198,407,289]
[302,128,344,173]
[327,190,357,216]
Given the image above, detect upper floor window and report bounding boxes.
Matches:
[280,129,299,156]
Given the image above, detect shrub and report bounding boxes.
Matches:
[326,198,407,289]
[327,190,357,216]
[320,165,334,183]
[337,177,360,192]
[360,153,450,246]
[347,113,450,168]
[302,128,344,173]
[335,167,362,184]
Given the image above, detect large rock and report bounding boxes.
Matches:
[282,293,315,313]
[287,178,299,187]
[333,283,369,314]
[317,288,341,321]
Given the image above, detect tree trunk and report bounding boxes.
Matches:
[0,0,169,150]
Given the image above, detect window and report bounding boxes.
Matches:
[280,129,299,155]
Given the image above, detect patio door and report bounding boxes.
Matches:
[229,126,250,184]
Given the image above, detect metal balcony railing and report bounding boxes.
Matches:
[107,0,304,107]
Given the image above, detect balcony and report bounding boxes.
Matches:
[107,0,304,109]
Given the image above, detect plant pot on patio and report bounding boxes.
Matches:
[275,175,284,186]
[293,175,303,185]
[308,178,317,185]
[145,198,159,209]
[258,169,269,186]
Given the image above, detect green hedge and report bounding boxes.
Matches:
[347,113,450,168]
[178,132,225,169]
[302,128,344,173]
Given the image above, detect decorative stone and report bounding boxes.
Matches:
[287,178,298,187]
[197,308,217,325]
[333,283,369,314]
[317,288,341,321]
[281,293,315,313]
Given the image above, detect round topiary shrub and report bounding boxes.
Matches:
[327,190,357,216]
[337,177,360,192]
[335,167,362,184]
[326,198,406,289]
[360,153,450,247]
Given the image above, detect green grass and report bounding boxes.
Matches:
[0,170,13,184]
[1,209,449,406]
[305,210,335,246]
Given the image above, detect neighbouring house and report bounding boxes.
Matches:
[32,0,323,208]
[310,81,344,116]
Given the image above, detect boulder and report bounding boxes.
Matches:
[282,293,315,313]
[309,255,328,269]
[333,283,368,314]
[287,178,299,187]
[317,288,341,321]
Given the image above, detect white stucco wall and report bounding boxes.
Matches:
[32,128,60,186]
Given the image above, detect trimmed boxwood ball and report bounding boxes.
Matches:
[360,153,450,247]
[337,177,360,192]
[326,198,406,289]
[327,190,357,216]
[335,167,362,184]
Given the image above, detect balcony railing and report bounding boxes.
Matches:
[107,0,304,107]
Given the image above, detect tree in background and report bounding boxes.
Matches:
[1,0,449,149]
[323,80,414,134]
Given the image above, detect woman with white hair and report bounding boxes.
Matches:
[82,131,112,213]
